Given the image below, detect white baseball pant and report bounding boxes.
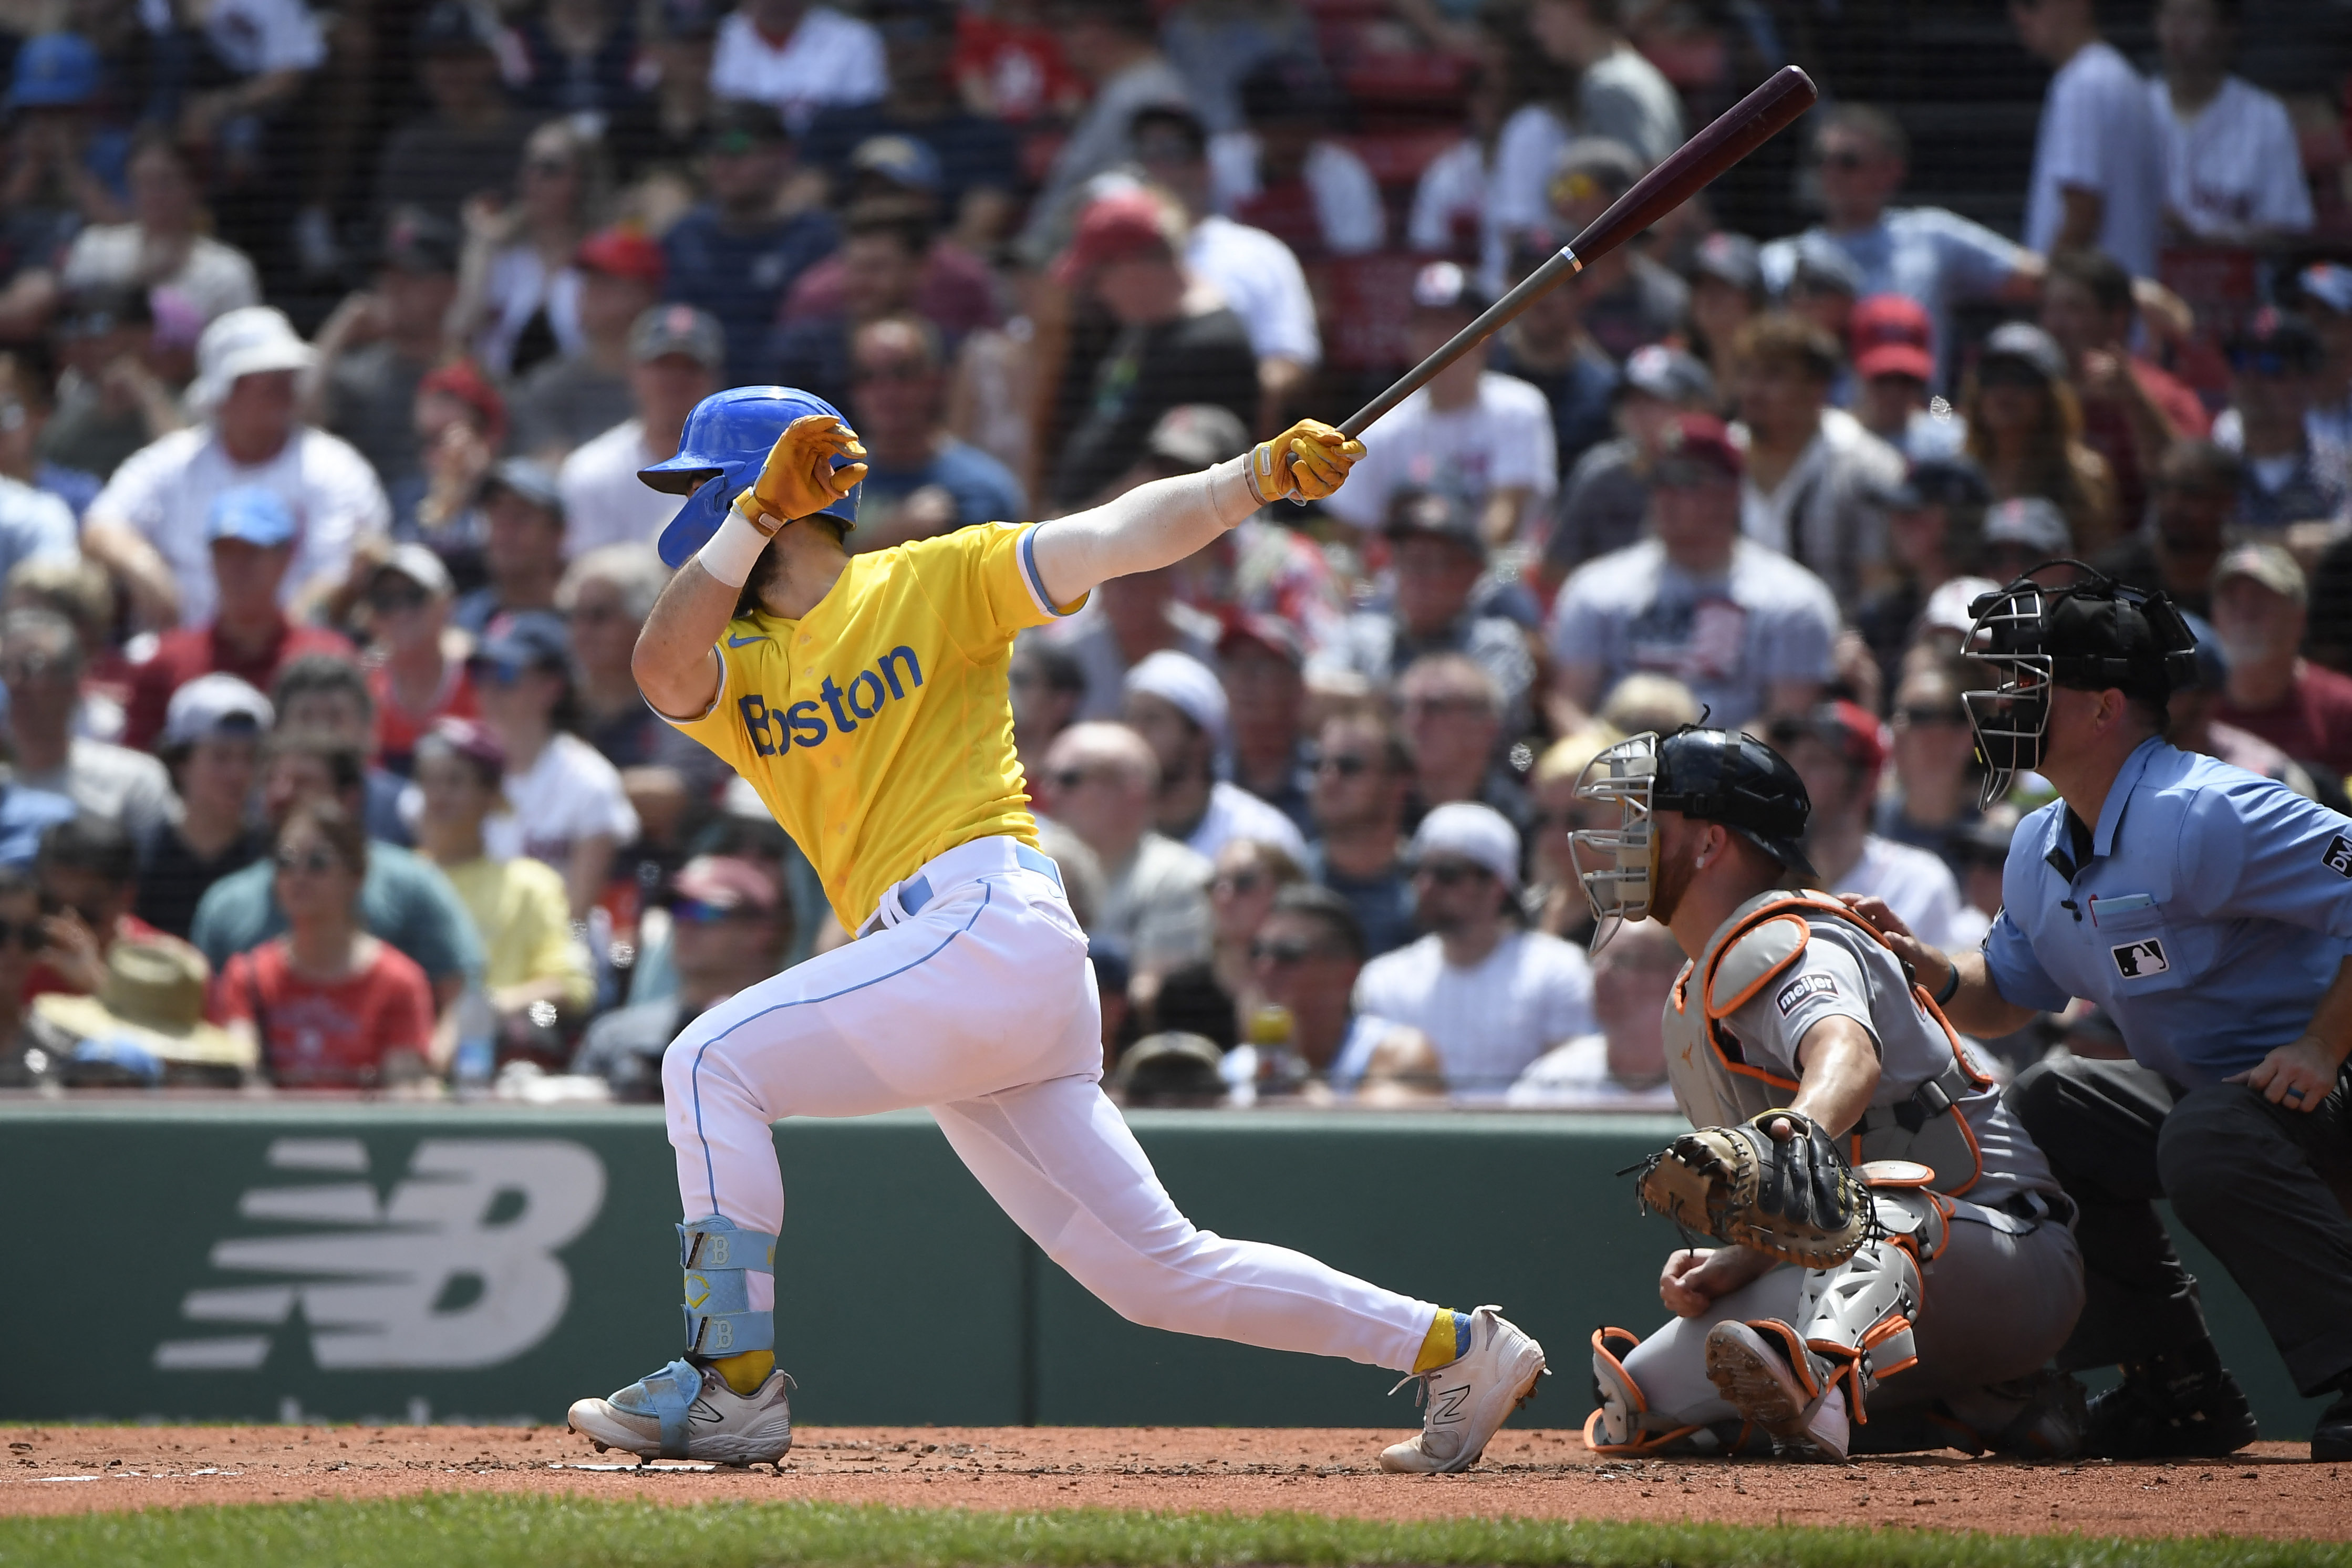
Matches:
[661,835,1439,1372]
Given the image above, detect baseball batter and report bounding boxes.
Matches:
[1571,726,2084,1460]
[564,388,1546,1468]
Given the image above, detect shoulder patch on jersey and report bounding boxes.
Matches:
[2111,939,2169,979]
[1775,972,1838,1015]
[2325,834,2352,878]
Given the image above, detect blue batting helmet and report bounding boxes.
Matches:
[641,386,864,568]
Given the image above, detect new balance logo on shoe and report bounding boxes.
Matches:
[1430,1383,1473,1425]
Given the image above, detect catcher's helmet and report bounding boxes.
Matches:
[1961,562,2199,804]
[1569,725,1815,949]
[642,386,864,569]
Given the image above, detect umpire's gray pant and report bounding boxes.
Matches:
[2008,1053,2352,1396]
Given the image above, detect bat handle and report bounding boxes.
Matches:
[1335,246,1584,441]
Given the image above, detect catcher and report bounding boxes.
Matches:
[1570,725,2084,1460]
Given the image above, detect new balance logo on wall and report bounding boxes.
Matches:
[153,1138,605,1372]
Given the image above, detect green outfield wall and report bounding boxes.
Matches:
[0,1100,2322,1437]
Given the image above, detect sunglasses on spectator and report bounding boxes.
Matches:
[1213,869,1268,898]
[1897,704,1967,726]
[1977,360,2048,389]
[1413,859,1491,887]
[0,918,43,951]
[1049,766,1111,792]
[1402,695,1487,719]
[275,847,342,875]
[673,898,760,925]
[1819,150,1869,170]
[1250,937,1330,967]
[1313,752,1373,777]
[524,157,574,179]
[470,658,535,687]
[369,585,429,615]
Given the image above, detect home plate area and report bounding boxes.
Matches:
[2,1425,2348,1537]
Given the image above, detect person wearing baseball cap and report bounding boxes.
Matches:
[1770,699,1971,953]
[83,305,392,637]
[454,459,568,636]
[554,303,722,558]
[1044,189,1258,510]
[310,208,465,496]
[2224,309,2347,531]
[131,673,275,939]
[1853,453,1993,691]
[1962,319,2123,554]
[1539,344,1717,584]
[118,485,360,752]
[1979,495,2075,586]
[1551,409,1840,736]
[506,226,669,460]
[2206,542,2352,780]
[1121,649,1308,867]
[1321,259,1556,544]
[1488,236,1621,492]
[365,544,474,773]
[1849,294,1965,462]
[1349,800,1594,1095]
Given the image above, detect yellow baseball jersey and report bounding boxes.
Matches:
[665,522,1083,932]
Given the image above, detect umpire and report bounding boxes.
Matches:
[1850,566,2352,1462]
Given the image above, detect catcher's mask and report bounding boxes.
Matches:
[1961,564,2199,806]
[1569,726,1816,951]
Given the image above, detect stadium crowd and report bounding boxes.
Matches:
[0,0,2339,1107]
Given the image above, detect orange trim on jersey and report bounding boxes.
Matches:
[1705,914,1813,1017]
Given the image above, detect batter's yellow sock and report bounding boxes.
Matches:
[710,1350,774,1395]
[1413,1310,1473,1373]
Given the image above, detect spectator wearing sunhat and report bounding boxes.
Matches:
[660,100,841,392]
[1770,699,1974,952]
[1322,261,1556,545]
[1353,801,1595,1095]
[1313,489,1535,737]
[1548,411,1838,735]
[1121,648,1308,867]
[312,208,465,497]
[557,304,723,558]
[29,936,255,1087]
[509,226,670,464]
[2209,543,2352,781]
[573,854,796,1098]
[85,307,391,634]
[2213,309,2351,532]
[134,674,275,939]
[120,486,359,750]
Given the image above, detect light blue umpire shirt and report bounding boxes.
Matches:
[1983,736,2352,1091]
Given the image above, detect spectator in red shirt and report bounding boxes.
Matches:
[2210,543,2352,780]
[364,544,476,776]
[121,486,357,750]
[2039,247,2209,527]
[214,797,437,1090]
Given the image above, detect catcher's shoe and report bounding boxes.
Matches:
[1379,1305,1548,1473]
[1704,1320,1850,1461]
[2310,1388,2352,1462]
[2084,1344,2256,1460]
[568,1357,794,1466]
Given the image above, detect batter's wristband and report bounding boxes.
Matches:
[1931,956,1962,1006]
[697,503,774,588]
[1245,440,1291,506]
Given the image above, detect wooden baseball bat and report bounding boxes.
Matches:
[1336,64,1820,440]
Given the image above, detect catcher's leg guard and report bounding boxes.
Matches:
[680,1215,778,1357]
[1793,1190,1945,1423]
[1587,1327,1775,1457]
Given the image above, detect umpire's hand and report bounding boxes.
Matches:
[2229,1035,2344,1114]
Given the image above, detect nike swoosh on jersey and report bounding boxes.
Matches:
[726,633,771,647]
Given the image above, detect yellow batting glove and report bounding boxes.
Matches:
[732,413,869,533]
[1246,419,1366,505]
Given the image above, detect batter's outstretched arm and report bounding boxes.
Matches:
[1028,420,1365,606]
[634,558,731,721]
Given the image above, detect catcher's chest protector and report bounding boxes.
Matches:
[1660,891,1993,1195]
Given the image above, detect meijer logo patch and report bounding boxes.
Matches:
[1775,974,1838,1015]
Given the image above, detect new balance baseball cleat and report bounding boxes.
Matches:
[568,1357,795,1466]
[1379,1305,1548,1473]
[1704,1320,1850,1461]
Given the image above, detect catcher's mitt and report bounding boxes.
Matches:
[1629,1109,1875,1269]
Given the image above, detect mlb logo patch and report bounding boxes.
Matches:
[2112,940,2169,979]
[1775,973,1838,1015]
[2326,835,2352,878]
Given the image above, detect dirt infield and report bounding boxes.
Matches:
[2,1424,2347,1538]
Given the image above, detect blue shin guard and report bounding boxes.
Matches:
[680,1216,778,1358]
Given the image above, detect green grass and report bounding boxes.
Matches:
[1,1496,2348,1568]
